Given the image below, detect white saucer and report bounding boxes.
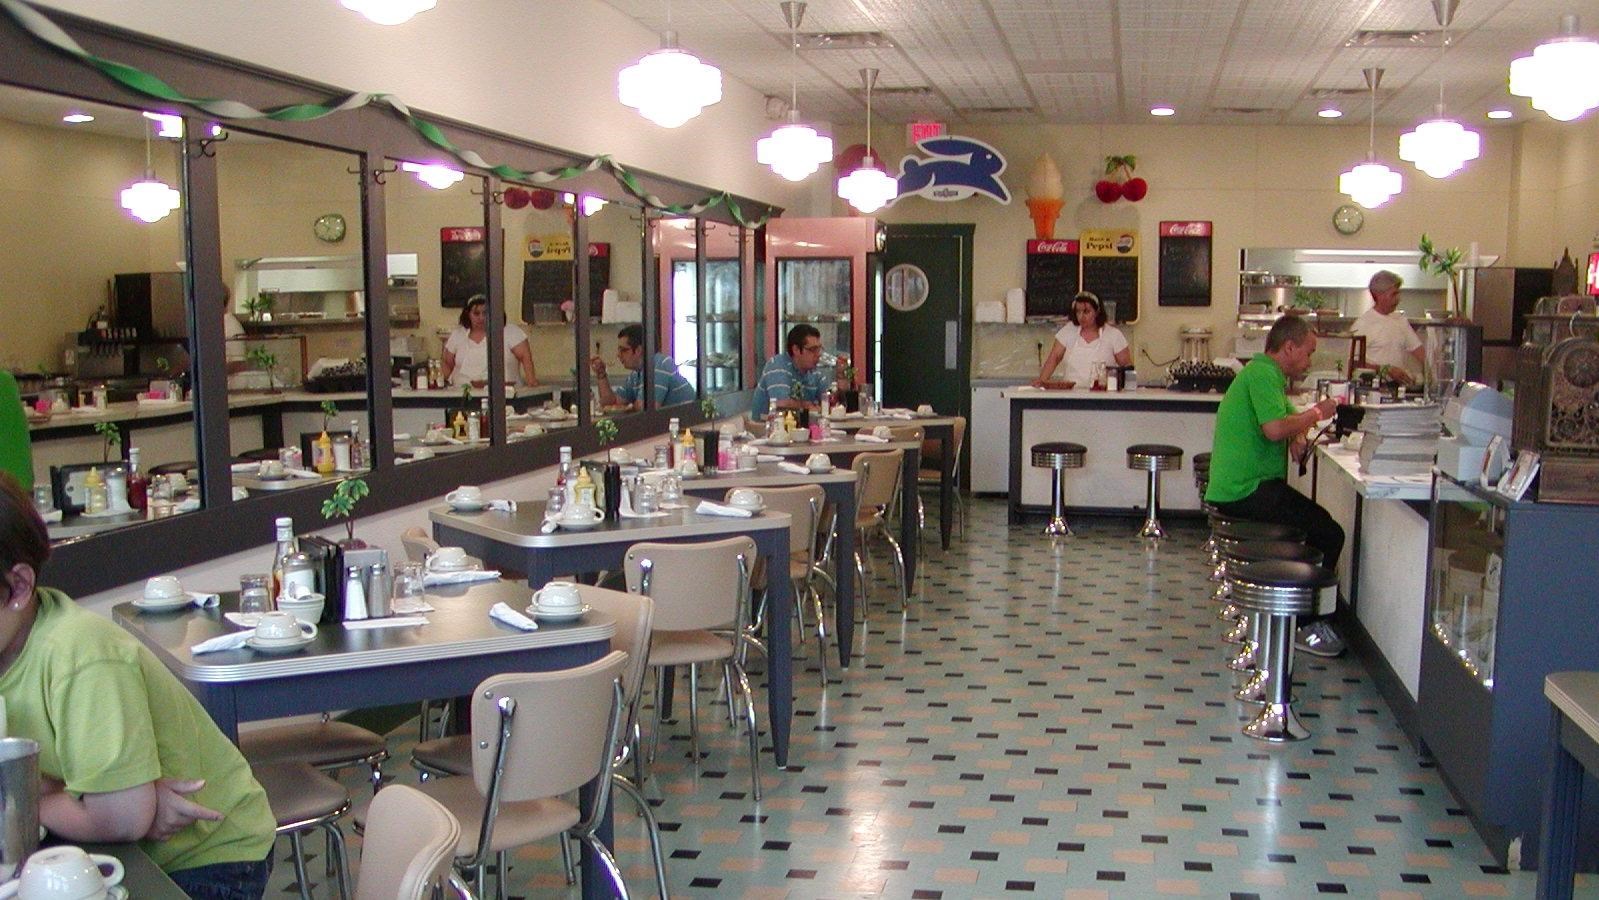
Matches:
[555,515,602,531]
[427,558,480,572]
[526,603,590,623]
[729,503,766,514]
[448,499,486,512]
[134,593,190,612]
[808,464,835,473]
[246,633,315,654]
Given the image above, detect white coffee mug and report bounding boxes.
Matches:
[143,575,183,600]
[872,425,894,439]
[258,460,285,478]
[728,488,763,509]
[916,404,934,415]
[254,611,316,642]
[534,581,582,611]
[0,846,124,900]
[446,485,483,505]
[431,546,468,568]
[806,453,831,471]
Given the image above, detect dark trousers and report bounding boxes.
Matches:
[168,851,273,900]
[1213,478,1344,620]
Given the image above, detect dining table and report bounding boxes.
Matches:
[833,412,961,551]
[677,461,859,669]
[430,501,797,768]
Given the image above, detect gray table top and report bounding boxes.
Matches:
[832,413,958,429]
[78,841,185,898]
[747,437,919,457]
[1546,671,1599,743]
[113,580,614,683]
[680,461,857,488]
[431,502,789,548]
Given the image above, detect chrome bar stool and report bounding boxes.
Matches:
[1031,442,1086,536]
[1228,559,1337,742]
[1126,444,1183,539]
[1220,541,1322,675]
[1209,519,1305,584]
[1193,451,1212,500]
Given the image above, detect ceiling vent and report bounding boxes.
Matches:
[1213,106,1277,115]
[851,85,936,97]
[961,106,1036,116]
[797,31,894,49]
[1309,86,1372,99]
[1345,29,1441,48]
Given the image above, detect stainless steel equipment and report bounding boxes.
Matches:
[0,737,41,880]
[1459,266,1554,345]
[1179,326,1212,362]
[1416,321,1482,403]
[1239,272,1300,312]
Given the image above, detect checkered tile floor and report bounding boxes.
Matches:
[271,498,1582,898]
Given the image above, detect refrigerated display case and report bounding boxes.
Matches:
[763,217,877,381]
[676,257,742,394]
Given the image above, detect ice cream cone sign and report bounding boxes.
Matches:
[1025,154,1066,239]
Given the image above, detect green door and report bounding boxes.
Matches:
[876,224,973,420]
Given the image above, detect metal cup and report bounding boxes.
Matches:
[0,738,41,880]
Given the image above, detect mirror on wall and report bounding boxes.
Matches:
[499,183,577,439]
[213,127,370,496]
[699,221,744,396]
[385,158,500,463]
[0,85,199,540]
[651,215,702,401]
[581,197,661,415]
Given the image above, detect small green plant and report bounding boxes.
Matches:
[320,477,370,545]
[1291,288,1332,311]
[320,399,339,431]
[244,292,276,321]
[245,346,279,391]
[92,421,120,463]
[154,356,170,374]
[595,417,619,446]
[1419,234,1465,312]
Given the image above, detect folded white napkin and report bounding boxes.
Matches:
[423,569,500,587]
[778,461,812,475]
[230,461,258,473]
[40,509,63,524]
[855,434,890,443]
[391,598,435,614]
[695,500,753,518]
[191,631,250,654]
[485,499,517,512]
[343,616,429,630]
[188,592,221,608]
[392,432,412,441]
[489,602,538,631]
[757,454,783,463]
[540,518,558,534]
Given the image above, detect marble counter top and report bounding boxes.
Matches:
[1317,443,1433,500]
[999,386,1225,404]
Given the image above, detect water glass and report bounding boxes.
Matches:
[392,562,426,612]
[30,485,53,515]
[635,481,658,515]
[546,486,566,518]
[661,474,682,504]
[238,574,272,617]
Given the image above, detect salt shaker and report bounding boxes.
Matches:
[365,562,392,618]
[342,565,369,621]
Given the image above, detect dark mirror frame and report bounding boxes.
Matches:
[3,7,776,596]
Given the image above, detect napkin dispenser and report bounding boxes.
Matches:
[296,534,346,624]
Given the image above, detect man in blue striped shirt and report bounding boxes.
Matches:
[751,324,830,418]
[590,324,695,411]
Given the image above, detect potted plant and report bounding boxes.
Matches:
[93,421,120,463]
[244,292,276,322]
[245,346,280,393]
[699,396,718,421]
[1419,234,1465,315]
[320,477,370,549]
[320,399,339,433]
[595,417,619,447]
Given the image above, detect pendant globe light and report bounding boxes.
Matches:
[836,68,899,213]
[618,0,722,128]
[756,2,833,182]
[340,0,435,26]
[120,118,180,224]
[1339,68,1403,209]
[1509,14,1599,122]
[1400,0,1480,179]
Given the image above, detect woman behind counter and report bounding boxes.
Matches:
[1033,291,1132,387]
[441,295,538,387]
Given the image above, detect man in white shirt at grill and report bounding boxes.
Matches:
[1351,270,1424,384]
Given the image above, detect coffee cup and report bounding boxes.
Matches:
[446,485,483,505]
[806,452,831,472]
[916,404,934,415]
[0,847,124,900]
[143,575,183,601]
[258,459,285,478]
[790,429,811,444]
[561,503,602,523]
[728,488,764,510]
[254,611,315,643]
[165,473,188,493]
[274,593,325,626]
[430,546,468,569]
[872,425,894,439]
[533,580,582,612]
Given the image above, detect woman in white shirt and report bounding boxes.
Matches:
[1033,291,1132,386]
[442,295,538,387]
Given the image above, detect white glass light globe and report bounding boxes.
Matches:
[1339,162,1403,209]
[836,156,899,213]
[1509,36,1599,122]
[757,123,834,182]
[618,48,723,128]
[120,179,181,223]
[1399,119,1482,178]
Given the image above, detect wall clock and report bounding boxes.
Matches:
[314,212,347,243]
[1332,204,1364,236]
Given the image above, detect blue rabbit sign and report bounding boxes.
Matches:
[895,136,1011,204]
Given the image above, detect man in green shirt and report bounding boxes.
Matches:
[0,473,276,897]
[1205,315,1345,657]
[0,372,33,490]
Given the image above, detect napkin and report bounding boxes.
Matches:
[188,592,221,608]
[423,569,500,587]
[540,519,558,534]
[756,454,783,463]
[485,499,517,512]
[191,631,251,654]
[695,500,753,518]
[285,468,323,479]
[855,434,890,443]
[489,602,538,631]
[343,616,429,630]
[778,461,812,475]
[230,461,258,473]
[39,509,62,524]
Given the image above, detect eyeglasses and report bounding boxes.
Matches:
[801,343,823,353]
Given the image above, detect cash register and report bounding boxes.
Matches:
[1437,382,1513,482]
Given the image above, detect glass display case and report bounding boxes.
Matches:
[679,257,741,394]
[777,258,852,361]
[1427,475,1503,687]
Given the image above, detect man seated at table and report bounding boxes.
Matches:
[0,474,276,898]
[1205,315,1346,658]
[751,323,830,418]
[589,324,695,411]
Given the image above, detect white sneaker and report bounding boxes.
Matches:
[1294,621,1345,658]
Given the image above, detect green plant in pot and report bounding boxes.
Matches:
[92,421,120,463]
[319,399,339,433]
[699,396,718,421]
[321,477,370,548]
[245,346,280,393]
[1419,234,1465,315]
[595,417,619,448]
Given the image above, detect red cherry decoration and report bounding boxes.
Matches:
[503,187,530,209]
[529,189,556,210]
[1122,177,1148,202]
[1095,180,1123,203]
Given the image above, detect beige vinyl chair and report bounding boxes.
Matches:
[918,416,967,540]
[253,762,353,900]
[397,652,630,900]
[851,449,907,616]
[402,526,442,563]
[625,536,763,801]
[355,784,468,900]
[885,426,925,556]
[727,485,828,687]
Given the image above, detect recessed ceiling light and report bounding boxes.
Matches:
[61,113,94,124]
[1486,109,1513,119]
[1150,106,1175,117]
[1317,107,1343,119]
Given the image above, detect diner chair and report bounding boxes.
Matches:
[625,536,763,801]
[354,784,468,900]
[1126,443,1183,540]
[731,485,828,687]
[389,653,631,900]
[240,715,388,794]
[1031,442,1087,537]
[253,761,353,900]
[851,449,907,618]
[235,447,282,463]
[917,416,967,541]
[1228,559,1338,742]
[884,426,924,554]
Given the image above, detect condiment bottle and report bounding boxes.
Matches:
[452,410,467,439]
[573,465,596,510]
[126,447,148,512]
[315,432,336,475]
[83,466,107,514]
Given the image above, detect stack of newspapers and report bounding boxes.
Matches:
[1357,403,1440,476]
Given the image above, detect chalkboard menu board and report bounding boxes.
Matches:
[1079,229,1140,324]
[439,227,487,309]
[520,244,610,323]
[1025,239,1080,317]
[1158,221,1212,307]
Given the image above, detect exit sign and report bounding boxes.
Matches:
[908,121,945,145]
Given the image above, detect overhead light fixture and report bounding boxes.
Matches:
[120,119,180,223]
[1399,0,1480,179]
[618,0,722,128]
[1487,108,1514,119]
[61,113,93,124]
[1509,14,1599,121]
[1150,106,1175,117]
[400,161,464,190]
[561,193,607,217]
[1339,67,1403,208]
[141,111,182,138]
[836,68,899,214]
[340,0,435,25]
[1317,106,1343,119]
[756,1,833,182]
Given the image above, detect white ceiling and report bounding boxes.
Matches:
[598,0,1586,128]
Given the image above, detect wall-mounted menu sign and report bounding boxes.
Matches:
[439,226,487,309]
[1079,229,1139,324]
[1158,220,1212,307]
[520,242,610,324]
[1024,239,1080,318]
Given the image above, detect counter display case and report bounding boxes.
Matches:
[777,257,852,362]
[679,258,741,394]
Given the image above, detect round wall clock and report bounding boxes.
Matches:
[1332,204,1364,236]
[314,212,347,243]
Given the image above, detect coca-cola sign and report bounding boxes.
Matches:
[1027,239,1079,255]
[1159,221,1212,238]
